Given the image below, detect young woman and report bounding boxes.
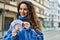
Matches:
[4,1,44,40]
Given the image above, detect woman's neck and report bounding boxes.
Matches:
[18,16,28,22]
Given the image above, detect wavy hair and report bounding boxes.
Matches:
[17,1,42,33]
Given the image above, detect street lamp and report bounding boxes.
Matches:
[2,0,5,38]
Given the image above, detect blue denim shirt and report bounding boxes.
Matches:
[4,16,44,40]
[4,25,44,40]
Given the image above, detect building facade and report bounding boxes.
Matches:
[58,2,60,28]
[49,0,58,29]
[0,0,48,38]
[43,0,59,30]
[43,0,50,28]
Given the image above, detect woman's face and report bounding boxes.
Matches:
[19,3,29,17]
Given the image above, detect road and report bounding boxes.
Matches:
[44,30,60,40]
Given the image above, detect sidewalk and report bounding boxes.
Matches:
[0,31,7,40]
[43,29,60,40]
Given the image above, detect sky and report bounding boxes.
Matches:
[58,0,60,3]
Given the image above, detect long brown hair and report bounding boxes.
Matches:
[17,1,42,33]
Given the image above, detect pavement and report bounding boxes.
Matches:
[43,29,60,40]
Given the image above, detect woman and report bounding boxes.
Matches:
[4,1,44,40]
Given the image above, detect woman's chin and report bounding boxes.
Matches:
[21,16,27,18]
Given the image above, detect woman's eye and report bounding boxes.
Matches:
[20,8,28,11]
[24,8,28,10]
[24,9,26,10]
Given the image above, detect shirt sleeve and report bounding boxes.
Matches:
[4,25,19,40]
[37,32,44,40]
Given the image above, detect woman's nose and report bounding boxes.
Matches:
[21,9,24,13]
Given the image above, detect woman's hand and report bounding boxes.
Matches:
[12,28,20,37]
[22,22,30,29]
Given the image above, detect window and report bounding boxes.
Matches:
[40,0,44,5]
[34,0,36,1]
[36,0,40,2]
[4,17,14,31]
[0,9,3,14]
[58,10,60,14]
[0,0,4,2]
[34,6,40,13]
[10,0,16,2]
[58,4,60,7]
[34,0,40,3]
[39,8,44,15]
[10,0,17,5]
[58,16,60,20]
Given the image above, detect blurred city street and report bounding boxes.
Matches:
[0,0,60,40]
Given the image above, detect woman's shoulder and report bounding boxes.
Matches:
[31,29,44,35]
